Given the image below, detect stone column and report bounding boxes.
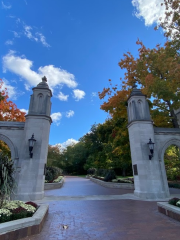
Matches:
[127,85,170,199]
[14,77,52,201]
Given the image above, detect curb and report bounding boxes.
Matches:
[157,202,180,222]
[90,177,134,189]
[44,177,64,190]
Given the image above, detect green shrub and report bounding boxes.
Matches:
[176,200,180,207]
[168,197,180,206]
[168,183,180,189]
[0,209,12,223]
[112,179,118,183]
[45,166,63,182]
[45,169,53,182]
[104,170,116,182]
[53,166,63,175]
[96,169,108,177]
[11,207,30,220]
[87,168,97,175]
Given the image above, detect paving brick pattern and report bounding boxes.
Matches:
[21,177,180,240]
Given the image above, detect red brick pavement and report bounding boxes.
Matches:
[21,177,180,240]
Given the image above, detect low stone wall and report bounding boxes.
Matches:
[157,202,180,222]
[0,204,49,240]
[90,177,134,189]
[44,177,64,190]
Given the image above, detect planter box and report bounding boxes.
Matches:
[157,202,180,222]
[44,177,64,190]
[90,177,134,189]
[0,204,49,240]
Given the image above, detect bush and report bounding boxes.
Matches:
[104,170,116,182]
[11,206,31,220]
[25,201,38,209]
[176,200,180,207]
[0,209,12,223]
[168,183,180,189]
[96,169,108,177]
[87,168,96,175]
[45,166,62,182]
[45,169,54,182]
[53,166,63,175]
[168,197,180,206]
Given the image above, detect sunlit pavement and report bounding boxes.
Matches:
[22,176,180,240]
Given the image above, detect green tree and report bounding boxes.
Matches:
[164,145,180,181]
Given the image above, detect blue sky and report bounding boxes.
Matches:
[1,0,166,147]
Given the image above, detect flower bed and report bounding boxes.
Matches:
[90,176,134,184]
[0,204,48,240]
[44,176,64,190]
[0,201,38,224]
[45,175,63,183]
[90,177,134,189]
[157,198,180,222]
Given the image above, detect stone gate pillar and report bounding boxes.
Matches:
[127,85,170,199]
[14,77,52,201]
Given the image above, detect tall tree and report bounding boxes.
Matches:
[156,0,180,41]
[99,40,180,128]
[0,79,26,157]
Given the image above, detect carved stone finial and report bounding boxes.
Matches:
[132,82,137,89]
[42,76,47,82]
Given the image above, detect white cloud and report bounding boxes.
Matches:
[36,32,50,47]
[57,92,69,101]
[20,108,28,114]
[11,31,20,38]
[73,89,85,101]
[5,40,13,45]
[132,0,166,26]
[2,1,11,9]
[23,24,50,47]
[66,110,74,118]
[1,78,17,99]
[24,25,38,41]
[51,112,62,125]
[91,92,97,97]
[3,51,78,92]
[54,139,79,152]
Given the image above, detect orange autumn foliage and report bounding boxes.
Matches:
[0,78,26,157]
[99,40,180,128]
[0,79,25,122]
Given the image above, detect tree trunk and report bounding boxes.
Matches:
[166,100,179,128]
[122,168,126,177]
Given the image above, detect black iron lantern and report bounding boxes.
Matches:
[147,138,154,160]
[28,134,36,158]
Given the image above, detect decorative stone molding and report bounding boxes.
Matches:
[0,134,19,160]
[157,138,180,161]
[0,121,25,130]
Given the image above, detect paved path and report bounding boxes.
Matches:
[22,176,180,240]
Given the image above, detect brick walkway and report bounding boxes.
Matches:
[22,177,180,240]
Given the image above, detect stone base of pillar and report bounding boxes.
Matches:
[134,190,170,200]
[13,191,44,201]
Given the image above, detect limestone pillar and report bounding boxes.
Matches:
[14,77,52,201]
[127,85,170,199]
